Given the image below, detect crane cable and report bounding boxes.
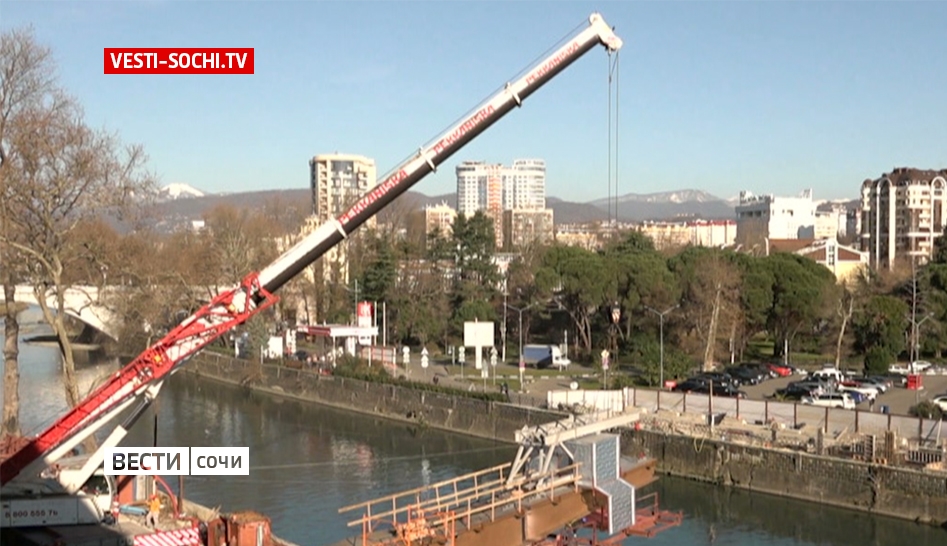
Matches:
[607,49,621,228]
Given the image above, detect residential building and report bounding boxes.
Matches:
[556,223,604,251]
[455,158,548,249]
[845,209,861,243]
[503,209,555,250]
[859,167,947,269]
[456,161,502,216]
[424,202,457,239]
[633,220,737,251]
[689,220,737,247]
[735,190,816,246]
[767,238,869,284]
[456,158,547,213]
[503,159,546,210]
[308,153,377,283]
[815,207,847,239]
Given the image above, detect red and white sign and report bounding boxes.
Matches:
[357,302,373,328]
[104,48,254,74]
[135,526,201,546]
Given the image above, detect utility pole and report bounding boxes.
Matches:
[645,305,679,389]
[911,257,918,363]
[353,279,359,325]
[502,290,508,363]
[506,302,536,391]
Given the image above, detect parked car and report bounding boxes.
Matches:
[680,381,747,398]
[851,377,888,393]
[775,385,814,401]
[695,372,738,387]
[726,366,767,386]
[802,392,856,410]
[766,363,793,377]
[932,395,947,412]
[873,373,907,388]
[742,362,777,379]
[672,379,706,393]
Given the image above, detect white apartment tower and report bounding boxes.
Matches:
[735,189,816,245]
[455,159,550,250]
[308,153,377,284]
[456,159,547,214]
[859,167,947,269]
[503,159,546,210]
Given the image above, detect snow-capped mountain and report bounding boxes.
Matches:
[589,189,723,206]
[156,183,206,200]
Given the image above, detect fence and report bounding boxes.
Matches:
[547,388,947,444]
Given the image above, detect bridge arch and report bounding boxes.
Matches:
[13,285,119,340]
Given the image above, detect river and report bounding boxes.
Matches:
[2,323,946,546]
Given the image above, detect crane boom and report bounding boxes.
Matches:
[0,12,623,495]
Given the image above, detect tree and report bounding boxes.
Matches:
[0,27,155,414]
[853,295,908,375]
[448,212,501,334]
[2,28,51,436]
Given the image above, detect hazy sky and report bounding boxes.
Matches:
[3,0,945,203]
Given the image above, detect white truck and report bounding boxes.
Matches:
[522,344,571,370]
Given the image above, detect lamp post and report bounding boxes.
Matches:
[506,302,536,392]
[910,312,935,365]
[608,302,622,389]
[645,305,679,389]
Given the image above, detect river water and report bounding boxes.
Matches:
[3,323,946,546]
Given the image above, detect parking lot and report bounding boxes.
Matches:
[738,371,947,416]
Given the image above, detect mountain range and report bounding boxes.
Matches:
[147,183,858,230]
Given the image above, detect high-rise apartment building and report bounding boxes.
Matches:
[455,159,549,249]
[308,153,377,283]
[859,167,947,269]
[503,159,546,210]
[455,159,547,214]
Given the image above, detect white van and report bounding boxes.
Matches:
[802,392,855,410]
[809,368,845,384]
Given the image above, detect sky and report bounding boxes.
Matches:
[3,0,946,204]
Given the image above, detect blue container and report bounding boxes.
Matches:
[880,405,890,415]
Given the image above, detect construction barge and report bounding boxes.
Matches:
[331,409,682,546]
[2,484,300,546]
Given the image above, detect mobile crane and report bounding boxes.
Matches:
[0,11,623,533]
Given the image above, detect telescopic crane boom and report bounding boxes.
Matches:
[0,12,623,504]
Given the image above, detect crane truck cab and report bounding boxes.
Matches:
[2,466,114,527]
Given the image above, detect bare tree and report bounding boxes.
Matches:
[835,288,855,368]
[0,27,60,438]
[0,27,155,413]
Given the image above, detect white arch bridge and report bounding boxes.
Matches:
[12,282,304,341]
[13,285,122,340]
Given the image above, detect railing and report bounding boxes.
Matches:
[627,388,947,444]
[339,461,583,543]
[547,387,947,444]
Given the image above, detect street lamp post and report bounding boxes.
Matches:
[506,302,536,392]
[645,305,679,389]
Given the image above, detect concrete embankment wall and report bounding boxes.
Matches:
[186,353,562,444]
[623,428,947,526]
[186,353,947,526]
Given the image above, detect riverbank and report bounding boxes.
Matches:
[186,352,947,528]
[187,352,563,444]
